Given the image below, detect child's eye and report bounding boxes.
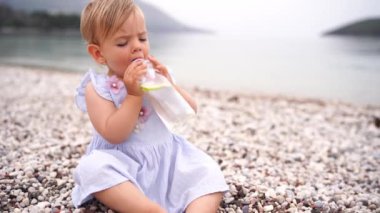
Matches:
[140,38,147,42]
[117,42,127,47]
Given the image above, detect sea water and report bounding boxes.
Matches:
[0,32,379,106]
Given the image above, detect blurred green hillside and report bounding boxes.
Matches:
[325,18,380,37]
[0,4,79,31]
[0,0,206,33]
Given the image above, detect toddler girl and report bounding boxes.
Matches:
[72,0,228,212]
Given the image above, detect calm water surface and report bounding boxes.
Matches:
[0,33,379,106]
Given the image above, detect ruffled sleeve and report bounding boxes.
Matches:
[75,69,113,112]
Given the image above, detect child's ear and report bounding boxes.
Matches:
[87,44,106,64]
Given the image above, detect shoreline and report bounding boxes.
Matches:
[1,65,379,212]
[1,64,378,109]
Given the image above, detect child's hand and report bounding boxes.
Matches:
[123,60,147,96]
[148,55,174,85]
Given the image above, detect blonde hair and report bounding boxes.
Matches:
[80,0,137,45]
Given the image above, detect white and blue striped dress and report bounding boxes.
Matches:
[71,70,228,212]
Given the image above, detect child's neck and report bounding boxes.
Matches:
[107,70,116,77]
[107,70,123,80]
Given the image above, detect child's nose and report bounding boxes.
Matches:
[132,46,141,53]
[131,39,142,53]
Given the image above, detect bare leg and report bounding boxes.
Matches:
[94,181,166,213]
[185,192,223,213]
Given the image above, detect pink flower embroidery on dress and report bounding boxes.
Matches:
[138,106,151,123]
[106,75,124,94]
[135,106,151,133]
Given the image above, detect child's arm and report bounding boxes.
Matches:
[148,55,197,113]
[85,61,147,144]
[85,84,143,144]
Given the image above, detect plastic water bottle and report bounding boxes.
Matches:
[140,60,195,131]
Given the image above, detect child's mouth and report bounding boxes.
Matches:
[131,58,144,62]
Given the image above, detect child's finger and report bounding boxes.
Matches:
[136,68,147,77]
[125,60,143,76]
[133,63,147,73]
[156,65,167,71]
[148,55,159,66]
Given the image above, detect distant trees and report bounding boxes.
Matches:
[0,4,80,30]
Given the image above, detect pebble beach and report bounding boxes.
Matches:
[0,65,379,213]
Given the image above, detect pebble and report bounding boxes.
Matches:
[20,198,30,208]
[314,200,324,209]
[242,205,249,213]
[264,205,274,212]
[225,197,235,204]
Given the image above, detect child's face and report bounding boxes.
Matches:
[99,10,149,77]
